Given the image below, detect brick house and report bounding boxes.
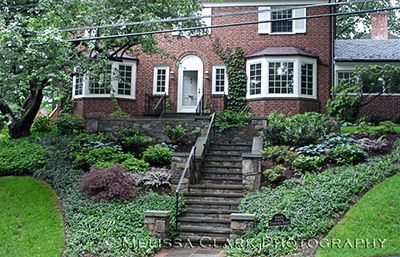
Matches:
[72,0,335,118]
[335,12,400,119]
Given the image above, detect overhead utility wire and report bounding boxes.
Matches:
[67,6,400,43]
[56,0,381,33]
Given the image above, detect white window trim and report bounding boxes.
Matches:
[247,59,265,98]
[72,60,137,100]
[212,65,229,95]
[258,6,307,35]
[153,66,170,95]
[246,56,317,99]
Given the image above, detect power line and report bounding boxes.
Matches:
[56,0,381,33]
[67,6,400,43]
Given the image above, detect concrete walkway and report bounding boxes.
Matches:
[154,248,226,257]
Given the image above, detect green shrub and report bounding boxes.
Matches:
[292,155,326,173]
[114,128,154,156]
[379,121,397,134]
[215,110,252,132]
[263,165,286,182]
[329,144,367,165]
[31,116,53,134]
[111,109,130,119]
[0,139,48,175]
[55,114,83,135]
[265,112,337,147]
[263,145,297,163]
[226,142,400,257]
[142,146,172,167]
[86,146,130,168]
[0,124,9,140]
[163,124,193,145]
[122,156,150,172]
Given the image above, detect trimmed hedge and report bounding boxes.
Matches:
[226,141,400,257]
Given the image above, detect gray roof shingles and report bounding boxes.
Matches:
[335,39,400,62]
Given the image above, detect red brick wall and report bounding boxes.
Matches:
[358,96,400,119]
[75,5,333,118]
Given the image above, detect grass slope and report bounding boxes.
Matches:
[317,173,400,257]
[0,176,65,257]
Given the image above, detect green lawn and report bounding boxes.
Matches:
[317,173,400,257]
[341,126,400,134]
[0,177,65,257]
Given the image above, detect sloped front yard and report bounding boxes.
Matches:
[317,172,400,257]
[225,143,400,257]
[0,177,65,257]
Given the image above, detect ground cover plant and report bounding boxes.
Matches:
[226,141,400,257]
[316,172,400,257]
[32,134,183,257]
[0,176,65,257]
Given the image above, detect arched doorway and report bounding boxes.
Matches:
[177,55,204,113]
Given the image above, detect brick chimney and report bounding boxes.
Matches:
[371,12,389,40]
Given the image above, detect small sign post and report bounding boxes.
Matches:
[268,213,291,227]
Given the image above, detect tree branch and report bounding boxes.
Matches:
[0,99,15,120]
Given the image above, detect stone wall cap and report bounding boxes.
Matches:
[144,210,171,217]
[231,213,256,221]
[242,153,263,159]
[173,152,190,157]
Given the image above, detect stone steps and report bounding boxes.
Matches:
[176,138,252,245]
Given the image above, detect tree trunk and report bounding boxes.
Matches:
[9,86,44,139]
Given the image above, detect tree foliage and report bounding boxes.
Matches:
[328,64,400,122]
[336,0,400,39]
[0,0,202,138]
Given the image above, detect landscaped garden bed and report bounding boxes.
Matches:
[0,114,193,257]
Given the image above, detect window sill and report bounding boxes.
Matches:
[73,95,136,100]
[246,95,318,101]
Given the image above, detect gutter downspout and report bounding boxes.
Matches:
[329,0,335,101]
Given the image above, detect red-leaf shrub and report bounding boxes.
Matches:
[80,165,135,202]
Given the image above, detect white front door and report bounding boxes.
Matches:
[178,55,203,113]
[182,71,198,110]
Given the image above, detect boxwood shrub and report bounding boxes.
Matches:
[226,141,400,257]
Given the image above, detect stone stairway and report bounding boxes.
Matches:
[177,140,253,244]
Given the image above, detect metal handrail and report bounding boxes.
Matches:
[154,93,167,112]
[174,145,196,232]
[204,113,216,145]
[196,93,204,115]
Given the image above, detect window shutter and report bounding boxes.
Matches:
[201,8,212,34]
[293,8,307,34]
[258,7,271,34]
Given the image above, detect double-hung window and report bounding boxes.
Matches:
[212,65,228,94]
[271,9,293,33]
[88,64,112,95]
[337,71,354,86]
[249,63,263,96]
[301,63,314,96]
[153,67,169,95]
[268,62,294,94]
[73,73,84,96]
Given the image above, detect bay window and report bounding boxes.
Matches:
[72,61,137,99]
[247,57,317,99]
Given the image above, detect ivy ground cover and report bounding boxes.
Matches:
[225,141,400,257]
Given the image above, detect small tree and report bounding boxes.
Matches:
[0,0,202,139]
[328,65,400,122]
